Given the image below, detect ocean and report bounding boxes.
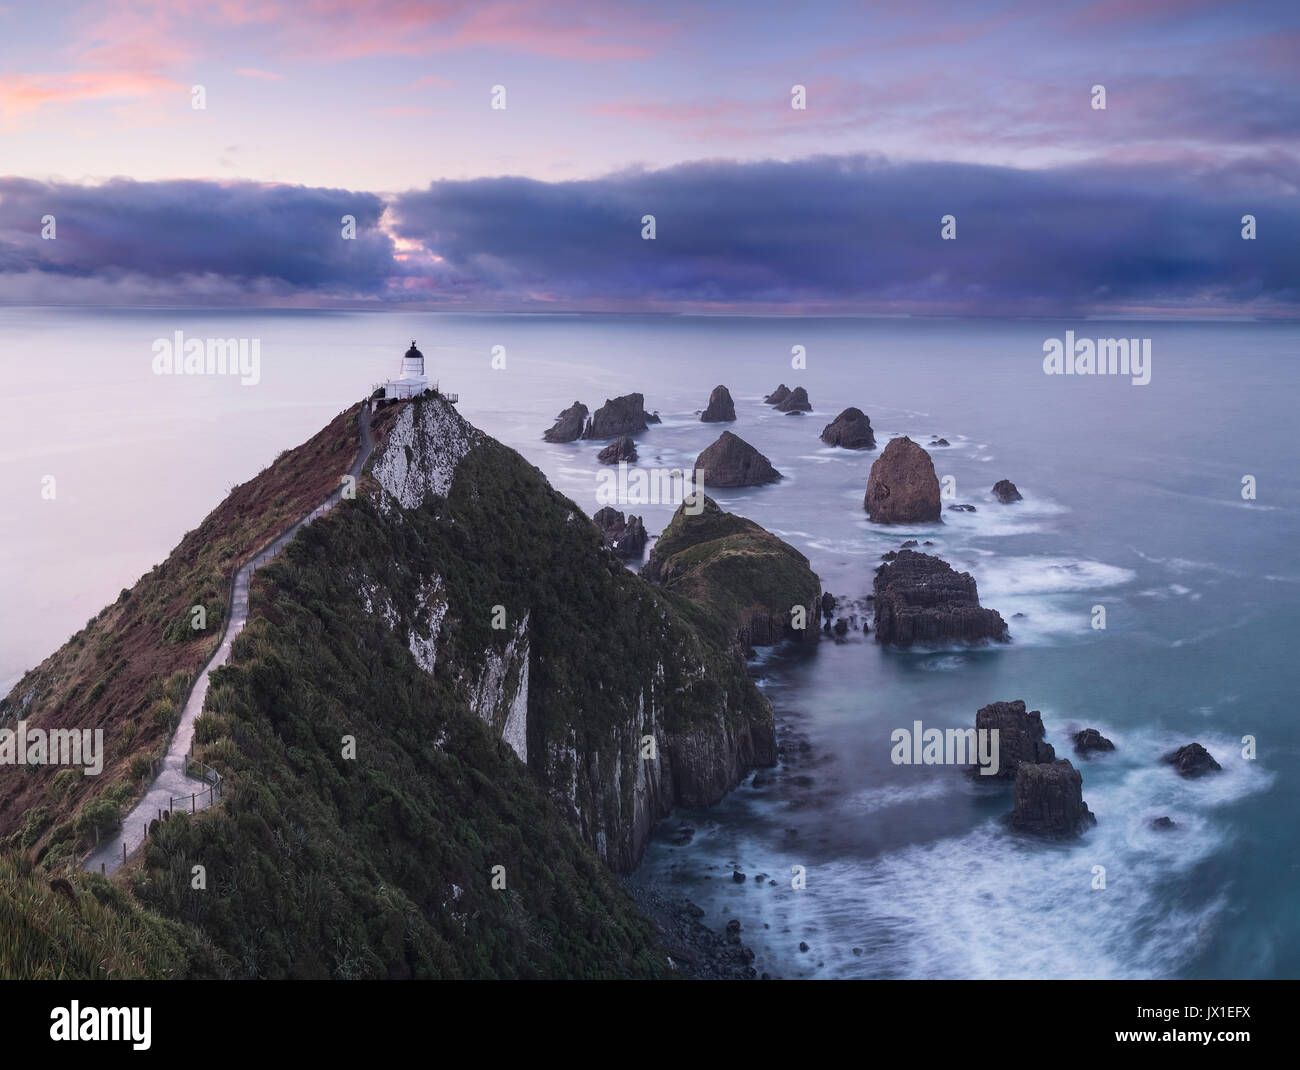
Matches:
[2,307,1296,979]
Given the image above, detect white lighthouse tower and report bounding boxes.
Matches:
[385,340,429,399]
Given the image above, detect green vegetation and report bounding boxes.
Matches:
[646,495,821,643]
[0,401,773,978]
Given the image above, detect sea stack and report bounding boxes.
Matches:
[992,479,1023,503]
[1010,760,1096,838]
[820,407,876,449]
[975,700,1055,778]
[543,402,588,443]
[873,551,1008,646]
[774,386,812,414]
[597,435,638,464]
[701,385,736,423]
[592,507,648,559]
[764,384,791,405]
[582,393,660,439]
[864,437,941,523]
[695,431,782,487]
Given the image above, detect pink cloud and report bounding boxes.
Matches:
[0,70,181,120]
[234,68,285,81]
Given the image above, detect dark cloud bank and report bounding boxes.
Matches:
[1,156,1296,315]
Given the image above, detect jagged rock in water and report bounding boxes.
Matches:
[581,392,660,439]
[1162,742,1222,778]
[975,699,1055,778]
[864,437,941,523]
[929,438,950,447]
[695,430,782,487]
[992,479,1023,503]
[1010,759,1096,838]
[820,591,836,619]
[820,407,876,449]
[543,401,588,443]
[1073,728,1115,756]
[643,495,820,651]
[597,435,638,464]
[701,385,736,423]
[592,507,647,559]
[774,386,812,413]
[764,384,791,405]
[948,503,976,512]
[873,550,1008,647]
[1151,816,1176,830]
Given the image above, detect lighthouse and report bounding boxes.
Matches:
[384,340,429,399]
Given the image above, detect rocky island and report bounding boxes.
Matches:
[873,550,1009,646]
[643,495,821,652]
[864,437,941,523]
[700,385,736,422]
[821,407,876,449]
[695,430,782,487]
[582,392,660,439]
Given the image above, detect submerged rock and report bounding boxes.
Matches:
[701,385,737,423]
[774,386,812,413]
[1073,728,1116,757]
[820,407,876,449]
[1162,742,1222,778]
[1151,816,1177,830]
[592,507,648,559]
[695,430,782,487]
[543,401,588,443]
[597,435,638,464]
[992,479,1023,503]
[764,384,791,405]
[864,437,941,523]
[1010,759,1096,838]
[582,392,660,439]
[873,550,1008,647]
[948,503,976,513]
[976,699,1054,778]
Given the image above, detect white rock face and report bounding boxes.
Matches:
[470,613,530,764]
[371,397,481,512]
[407,575,448,675]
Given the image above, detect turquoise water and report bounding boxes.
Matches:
[2,309,1296,978]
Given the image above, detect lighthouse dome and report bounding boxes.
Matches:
[399,340,425,380]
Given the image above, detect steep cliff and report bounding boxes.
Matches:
[1,392,776,978]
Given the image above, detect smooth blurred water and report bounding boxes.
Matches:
[2,308,1296,978]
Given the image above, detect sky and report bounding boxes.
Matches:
[0,0,1296,314]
